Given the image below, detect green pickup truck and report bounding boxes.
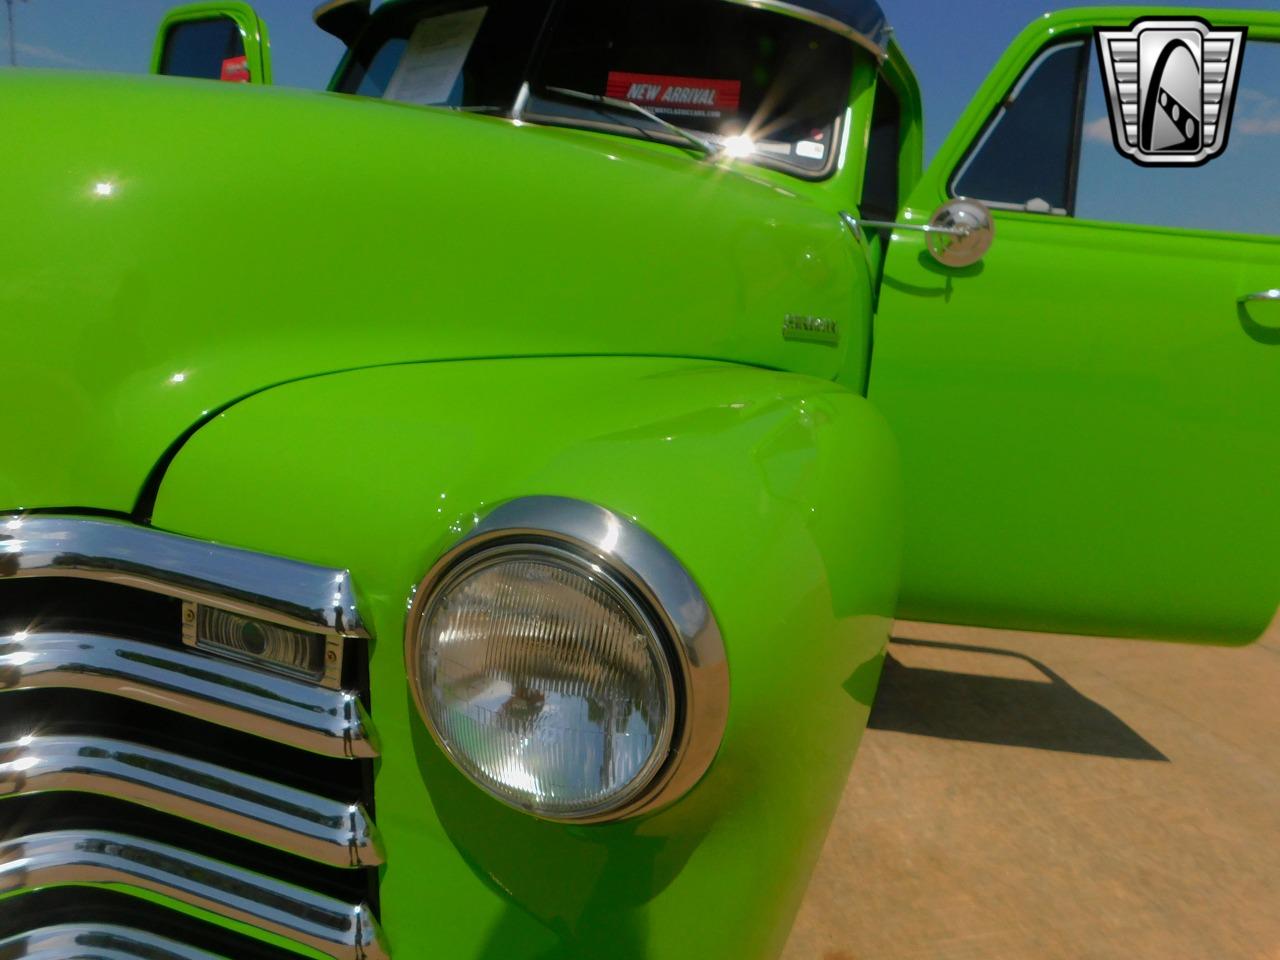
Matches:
[0,2,1276,958]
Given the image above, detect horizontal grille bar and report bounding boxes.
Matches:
[0,889,319,960]
[0,631,377,759]
[0,923,228,959]
[0,516,367,639]
[0,831,389,960]
[0,516,383,955]
[0,735,382,868]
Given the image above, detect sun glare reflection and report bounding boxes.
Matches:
[601,515,621,553]
[723,134,757,159]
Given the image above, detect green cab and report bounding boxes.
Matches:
[0,2,1276,958]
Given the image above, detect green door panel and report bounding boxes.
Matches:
[875,216,1279,643]
[151,357,902,959]
[872,9,1280,644]
[0,69,869,515]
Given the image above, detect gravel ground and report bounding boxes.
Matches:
[783,615,1280,960]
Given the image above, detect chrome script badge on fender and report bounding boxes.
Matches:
[1096,18,1247,167]
[782,315,840,347]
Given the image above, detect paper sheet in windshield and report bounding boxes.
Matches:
[385,7,487,105]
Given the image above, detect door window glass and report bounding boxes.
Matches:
[1076,41,1279,236]
[160,17,246,81]
[950,41,1089,215]
[861,80,902,220]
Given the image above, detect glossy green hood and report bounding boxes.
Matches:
[0,70,866,514]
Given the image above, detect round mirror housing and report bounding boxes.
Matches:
[927,199,995,268]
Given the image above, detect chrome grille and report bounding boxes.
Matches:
[0,516,387,960]
[0,923,231,959]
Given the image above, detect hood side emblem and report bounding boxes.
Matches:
[782,315,840,347]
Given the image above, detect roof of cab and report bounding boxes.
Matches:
[721,0,891,59]
[321,0,894,60]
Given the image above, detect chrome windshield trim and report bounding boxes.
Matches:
[0,515,369,639]
[0,631,378,759]
[719,0,890,61]
[312,0,371,45]
[0,924,230,959]
[0,832,390,960]
[312,0,362,21]
[0,735,383,868]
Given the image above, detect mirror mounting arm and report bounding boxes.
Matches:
[842,199,995,269]
[841,213,971,238]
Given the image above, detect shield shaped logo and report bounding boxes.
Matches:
[1096,18,1247,167]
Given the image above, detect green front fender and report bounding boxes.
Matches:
[151,357,901,960]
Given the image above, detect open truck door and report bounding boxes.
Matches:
[867,9,1280,644]
[152,2,272,84]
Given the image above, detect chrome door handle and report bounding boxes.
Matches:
[1239,289,1280,304]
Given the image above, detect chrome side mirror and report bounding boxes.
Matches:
[841,198,996,268]
[925,199,994,268]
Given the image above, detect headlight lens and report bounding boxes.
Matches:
[411,546,676,820]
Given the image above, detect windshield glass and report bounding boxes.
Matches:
[335,0,857,179]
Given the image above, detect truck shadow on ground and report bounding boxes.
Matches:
[868,638,1168,761]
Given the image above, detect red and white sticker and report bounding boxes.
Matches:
[220,56,251,83]
[605,72,740,117]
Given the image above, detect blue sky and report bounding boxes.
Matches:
[5,0,1275,155]
[2,0,1271,158]
[887,1,1274,157]
[1,1,346,89]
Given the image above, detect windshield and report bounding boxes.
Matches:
[334,0,857,179]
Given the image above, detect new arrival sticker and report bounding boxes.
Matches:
[605,72,741,117]
[220,56,251,83]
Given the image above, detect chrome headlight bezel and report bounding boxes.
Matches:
[405,497,729,824]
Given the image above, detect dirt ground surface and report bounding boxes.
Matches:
[782,616,1280,960]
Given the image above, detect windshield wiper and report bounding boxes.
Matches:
[525,83,721,160]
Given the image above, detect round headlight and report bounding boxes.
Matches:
[407,498,728,823]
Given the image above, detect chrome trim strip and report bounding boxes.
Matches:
[0,735,383,868]
[0,924,229,959]
[313,0,363,22]
[0,515,369,639]
[407,496,729,824]
[0,832,390,960]
[1240,289,1280,304]
[720,0,889,61]
[0,631,378,759]
[312,0,371,45]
